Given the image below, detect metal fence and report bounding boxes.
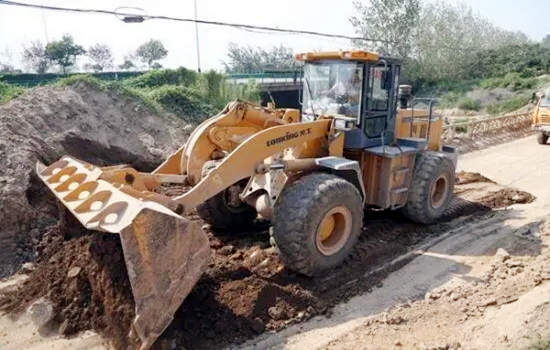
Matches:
[441,112,532,140]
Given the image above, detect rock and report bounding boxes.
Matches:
[218,245,235,256]
[26,297,54,327]
[450,292,460,301]
[243,248,264,268]
[494,248,510,262]
[230,251,243,260]
[395,340,402,346]
[21,262,35,272]
[505,259,523,268]
[478,298,497,307]
[67,266,82,278]
[249,318,265,334]
[58,319,76,335]
[268,306,285,320]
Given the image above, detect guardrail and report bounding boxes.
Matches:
[441,112,532,140]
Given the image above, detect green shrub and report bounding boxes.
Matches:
[486,94,531,115]
[147,85,216,121]
[479,73,538,92]
[123,68,199,89]
[0,81,24,104]
[457,97,481,111]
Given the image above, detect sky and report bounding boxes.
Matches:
[0,0,549,73]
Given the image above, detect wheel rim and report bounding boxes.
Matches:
[430,174,449,209]
[315,206,352,256]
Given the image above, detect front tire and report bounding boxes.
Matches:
[196,161,257,231]
[269,173,363,276]
[400,151,455,225]
[537,131,548,145]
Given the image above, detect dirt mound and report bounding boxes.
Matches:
[0,220,136,349]
[0,81,190,277]
[0,226,134,348]
[456,171,495,185]
[478,188,536,208]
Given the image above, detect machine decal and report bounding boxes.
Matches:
[266,128,312,147]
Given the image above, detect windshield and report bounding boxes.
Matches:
[302,61,363,121]
[541,94,550,107]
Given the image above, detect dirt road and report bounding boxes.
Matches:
[234,134,550,350]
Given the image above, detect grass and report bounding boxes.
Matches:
[52,71,262,123]
[0,81,24,104]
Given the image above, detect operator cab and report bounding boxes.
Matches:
[296,50,401,149]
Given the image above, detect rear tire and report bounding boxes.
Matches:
[400,151,455,225]
[196,161,257,231]
[269,173,363,277]
[537,131,548,145]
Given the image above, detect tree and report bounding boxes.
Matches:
[350,0,421,59]
[86,43,114,72]
[0,63,17,73]
[44,34,86,74]
[542,35,550,49]
[222,43,298,73]
[135,39,168,68]
[21,40,51,73]
[349,0,532,83]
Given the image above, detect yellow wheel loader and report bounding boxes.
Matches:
[532,89,550,144]
[35,50,458,349]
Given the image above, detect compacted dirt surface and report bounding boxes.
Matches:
[0,84,546,350]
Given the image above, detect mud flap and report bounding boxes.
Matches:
[35,156,211,349]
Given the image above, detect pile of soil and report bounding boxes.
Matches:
[0,220,136,350]
[0,81,190,277]
[478,188,536,208]
[455,171,495,185]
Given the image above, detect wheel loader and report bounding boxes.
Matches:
[35,49,458,349]
[532,89,550,144]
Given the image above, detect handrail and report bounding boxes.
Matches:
[441,112,532,140]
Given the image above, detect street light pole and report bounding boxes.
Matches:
[194,0,201,72]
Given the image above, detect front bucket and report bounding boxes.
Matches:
[121,210,210,349]
[35,156,211,349]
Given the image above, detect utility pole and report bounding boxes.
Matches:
[194,0,201,72]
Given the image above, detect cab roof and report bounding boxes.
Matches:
[295,50,379,62]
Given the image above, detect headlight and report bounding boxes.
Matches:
[333,118,355,131]
[334,119,347,129]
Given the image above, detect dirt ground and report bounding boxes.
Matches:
[0,168,537,350]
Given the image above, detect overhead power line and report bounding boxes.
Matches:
[0,0,396,44]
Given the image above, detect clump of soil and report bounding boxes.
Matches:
[478,188,536,208]
[456,171,495,185]
[0,219,137,350]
